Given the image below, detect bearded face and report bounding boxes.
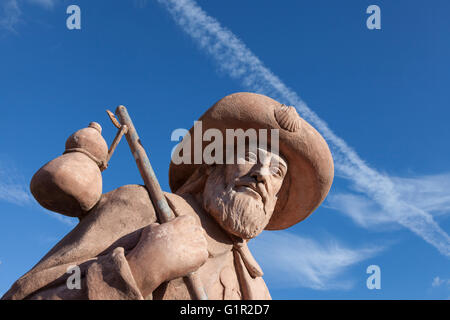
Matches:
[202,148,287,239]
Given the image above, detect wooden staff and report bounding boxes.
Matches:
[106,105,208,300]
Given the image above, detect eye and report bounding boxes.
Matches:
[270,166,283,177]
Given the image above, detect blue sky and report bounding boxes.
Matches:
[1,0,450,299]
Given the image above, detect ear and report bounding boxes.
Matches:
[176,165,214,195]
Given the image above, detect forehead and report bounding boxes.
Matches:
[248,147,288,168]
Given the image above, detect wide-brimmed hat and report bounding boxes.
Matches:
[169,92,334,230]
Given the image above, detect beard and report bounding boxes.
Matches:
[202,167,269,239]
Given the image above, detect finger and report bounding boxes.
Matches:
[183,225,205,237]
[141,222,160,237]
[149,222,160,228]
[177,214,197,226]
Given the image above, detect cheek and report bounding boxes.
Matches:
[268,177,284,198]
[275,179,284,194]
[225,164,253,183]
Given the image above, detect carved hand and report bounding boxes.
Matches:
[126,215,208,297]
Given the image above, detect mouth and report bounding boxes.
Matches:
[235,184,263,201]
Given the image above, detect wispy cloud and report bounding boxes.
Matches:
[250,231,382,290]
[0,162,33,206]
[133,0,148,9]
[326,193,397,230]
[392,173,450,217]
[327,172,450,230]
[431,276,450,299]
[432,276,450,288]
[156,0,450,257]
[0,0,58,32]
[28,0,57,9]
[42,209,77,227]
[0,160,76,226]
[0,0,21,33]
[0,183,33,206]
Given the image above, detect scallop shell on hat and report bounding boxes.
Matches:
[274,104,302,132]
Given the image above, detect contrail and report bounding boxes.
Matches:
[156,0,450,257]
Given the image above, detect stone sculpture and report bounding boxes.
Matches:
[2,92,334,300]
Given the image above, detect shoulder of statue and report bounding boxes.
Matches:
[84,184,159,227]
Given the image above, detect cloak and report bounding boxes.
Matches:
[2,184,270,300]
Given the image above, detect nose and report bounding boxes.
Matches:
[250,163,269,184]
